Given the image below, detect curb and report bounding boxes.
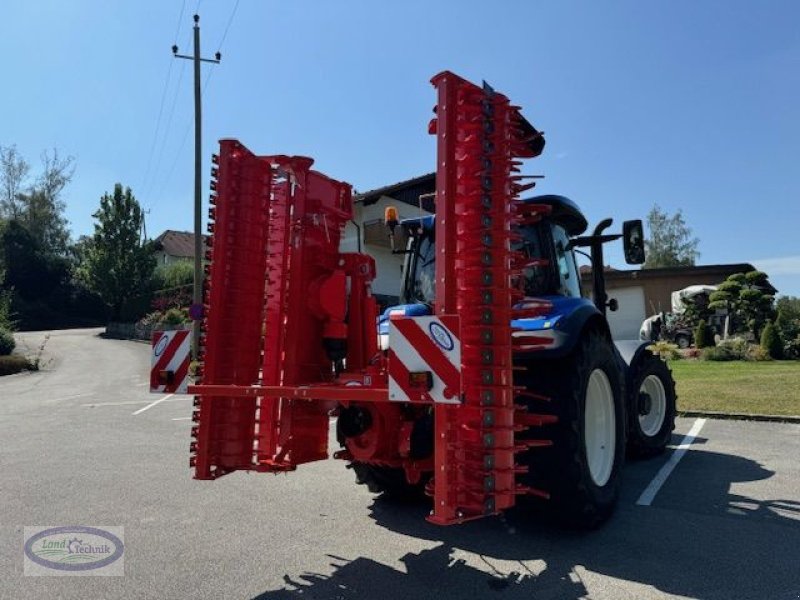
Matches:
[98,333,150,345]
[678,410,800,424]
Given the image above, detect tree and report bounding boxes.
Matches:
[82,184,155,319]
[0,145,30,220]
[760,321,782,359]
[694,319,714,349]
[1,146,73,255]
[775,296,800,341]
[1,220,69,300]
[18,189,70,255]
[18,149,74,255]
[708,271,775,337]
[643,204,699,269]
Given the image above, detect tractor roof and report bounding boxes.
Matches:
[525,195,588,236]
[400,194,587,236]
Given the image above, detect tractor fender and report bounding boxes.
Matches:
[612,339,653,377]
[539,302,610,359]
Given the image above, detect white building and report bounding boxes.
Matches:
[341,174,435,309]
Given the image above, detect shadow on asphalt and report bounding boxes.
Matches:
[253,448,800,600]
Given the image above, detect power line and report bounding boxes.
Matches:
[173,0,187,42]
[217,0,241,51]
[141,0,190,203]
[140,59,174,194]
[145,60,186,203]
[153,65,216,203]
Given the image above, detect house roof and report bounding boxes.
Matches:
[356,173,436,212]
[580,263,778,294]
[153,230,209,259]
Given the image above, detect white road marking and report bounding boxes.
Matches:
[132,394,175,415]
[171,416,191,421]
[636,418,707,506]
[82,397,188,408]
[135,382,150,387]
[83,400,152,407]
[52,393,95,403]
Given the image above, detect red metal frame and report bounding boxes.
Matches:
[190,71,545,525]
[426,72,533,524]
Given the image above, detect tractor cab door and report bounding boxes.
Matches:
[400,228,437,306]
[550,224,583,298]
[514,221,582,299]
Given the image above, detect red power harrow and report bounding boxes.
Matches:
[190,71,550,525]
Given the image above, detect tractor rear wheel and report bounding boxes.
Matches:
[627,351,676,458]
[516,331,626,528]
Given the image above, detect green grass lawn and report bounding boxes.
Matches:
[670,360,800,416]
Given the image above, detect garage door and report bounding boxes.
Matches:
[604,286,646,340]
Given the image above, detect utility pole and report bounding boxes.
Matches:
[173,14,221,361]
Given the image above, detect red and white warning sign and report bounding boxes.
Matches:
[150,329,192,394]
[388,315,461,404]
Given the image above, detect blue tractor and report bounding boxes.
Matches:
[365,195,677,527]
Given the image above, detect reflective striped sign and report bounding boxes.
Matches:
[388,315,461,404]
[150,330,191,394]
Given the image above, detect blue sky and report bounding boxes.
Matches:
[2,1,799,295]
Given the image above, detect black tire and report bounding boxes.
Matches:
[627,351,677,458]
[674,334,691,349]
[338,409,432,500]
[350,463,428,500]
[515,331,626,529]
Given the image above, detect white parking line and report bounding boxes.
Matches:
[52,393,95,403]
[82,397,188,408]
[132,394,175,415]
[171,416,191,421]
[636,418,707,506]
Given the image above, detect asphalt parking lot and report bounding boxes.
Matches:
[1,329,799,599]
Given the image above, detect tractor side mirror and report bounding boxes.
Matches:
[623,220,645,265]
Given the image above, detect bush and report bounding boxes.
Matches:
[683,348,701,359]
[703,337,748,361]
[0,328,15,356]
[785,335,800,360]
[694,319,714,349]
[760,320,782,359]
[646,341,681,361]
[0,289,14,331]
[702,346,739,361]
[0,354,31,376]
[159,307,189,326]
[152,262,194,289]
[745,344,772,362]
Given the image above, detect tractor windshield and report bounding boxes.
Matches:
[401,223,554,305]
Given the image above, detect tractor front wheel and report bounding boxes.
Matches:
[627,351,676,458]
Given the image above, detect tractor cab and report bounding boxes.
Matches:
[378,194,646,356]
[379,195,592,354]
[399,195,588,307]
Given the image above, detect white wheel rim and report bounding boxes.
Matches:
[638,374,667,437]
[584,368,616,487]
